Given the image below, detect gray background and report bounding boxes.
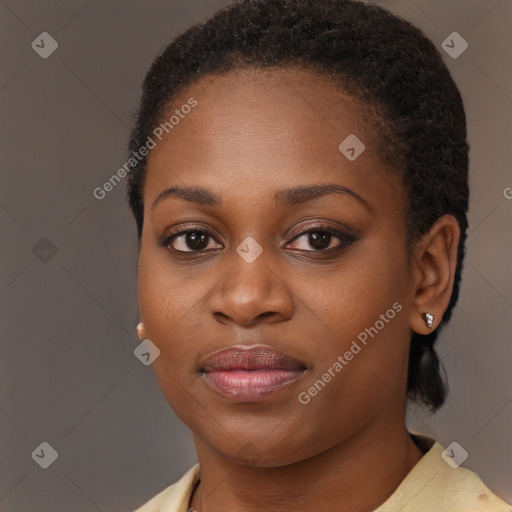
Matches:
[1,0,510,510]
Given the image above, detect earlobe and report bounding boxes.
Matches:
[409,215,460,335]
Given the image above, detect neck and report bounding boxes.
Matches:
[189,418,425,512]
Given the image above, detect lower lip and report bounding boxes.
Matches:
[203,369,304,402]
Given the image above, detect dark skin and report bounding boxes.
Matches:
[136,67,460,512]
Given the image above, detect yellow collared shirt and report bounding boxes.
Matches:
[134,440,511,512]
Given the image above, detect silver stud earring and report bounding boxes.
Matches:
[136,322,145,340]
[421,313,434,329]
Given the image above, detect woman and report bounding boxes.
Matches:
[127,0,511,510]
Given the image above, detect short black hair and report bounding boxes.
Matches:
[126,0,469,412]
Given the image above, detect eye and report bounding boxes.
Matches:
[286,227,357,252]
[162,228,223,253]
[160,225,357,255]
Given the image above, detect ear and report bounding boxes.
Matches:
[409,215,460,335]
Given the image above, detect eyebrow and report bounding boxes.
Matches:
[151,186,222,210]
[151,183,370,211]
[274,183,370,210]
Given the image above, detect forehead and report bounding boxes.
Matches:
[143,67,402,211]
[153,66,373,151]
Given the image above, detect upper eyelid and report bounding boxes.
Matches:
[287,223,354,239]
[166,223,351,238]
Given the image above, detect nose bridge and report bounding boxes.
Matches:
[230,241,273,295]
[208,237,293,325]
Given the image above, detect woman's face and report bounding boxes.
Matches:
[138,67,416,466]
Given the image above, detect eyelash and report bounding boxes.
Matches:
[159,224,359,256]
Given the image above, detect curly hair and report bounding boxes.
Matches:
[126,0,469,412]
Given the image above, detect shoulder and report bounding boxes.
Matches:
[133,464,200,512]
[377,437,511,512]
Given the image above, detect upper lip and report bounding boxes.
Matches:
[200,344,307,372]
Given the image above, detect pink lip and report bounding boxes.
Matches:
[200,345,306,402]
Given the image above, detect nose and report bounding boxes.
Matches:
[207,247,294,327]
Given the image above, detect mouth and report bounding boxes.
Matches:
[199,344,307,402]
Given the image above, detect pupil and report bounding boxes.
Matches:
[309,231,331,250]
[187,232,208,250]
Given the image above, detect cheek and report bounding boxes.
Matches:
[300,237,408,346]
[137,250,193,370]
[281,251,411,458]
[137,247,226,389]
[137,250,205,419]
[293,236,411,400]
[138,247,205,337]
